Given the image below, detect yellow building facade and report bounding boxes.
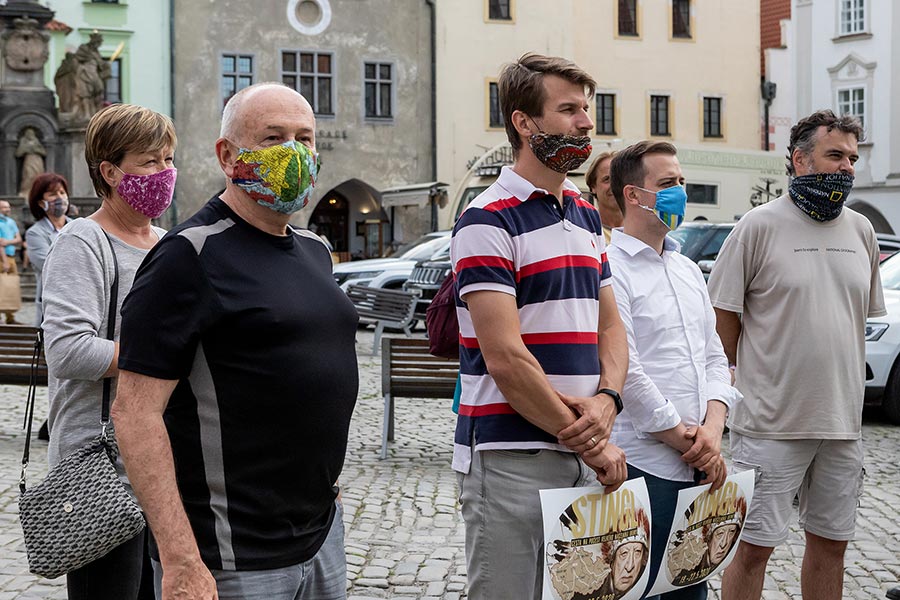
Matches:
[436,0,780,225]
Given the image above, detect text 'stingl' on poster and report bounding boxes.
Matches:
[646,469,756,597]
[540,478,651,600]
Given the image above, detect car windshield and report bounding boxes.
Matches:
[667,225,710,258]
[395,235,450,261]
[880,253,900,290]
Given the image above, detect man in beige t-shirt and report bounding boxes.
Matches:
[708,110,885,600]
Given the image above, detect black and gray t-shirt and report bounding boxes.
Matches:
[119,196,359,570]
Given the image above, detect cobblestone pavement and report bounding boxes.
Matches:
[0,326,897,598]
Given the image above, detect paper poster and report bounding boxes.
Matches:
[645,469,755,596]
[540,478,651,600]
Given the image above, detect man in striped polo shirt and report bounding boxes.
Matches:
[451,53,629,600]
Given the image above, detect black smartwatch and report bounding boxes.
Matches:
[598,388,623,414]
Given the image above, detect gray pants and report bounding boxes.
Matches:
[153,503,346,599]
[457,449,594,600]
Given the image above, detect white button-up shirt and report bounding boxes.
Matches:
[608,229,741,482]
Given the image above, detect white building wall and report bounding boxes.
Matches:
[785,0,900,232]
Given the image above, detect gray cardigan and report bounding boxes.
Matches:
[41,218,165,490]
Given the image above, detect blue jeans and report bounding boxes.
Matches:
[153,503,346,600]
[628,465,708,600]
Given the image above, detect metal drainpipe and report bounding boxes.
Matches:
[168,0,178,225]
[426,0,437,231]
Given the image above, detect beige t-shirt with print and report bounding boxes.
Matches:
[707,194,885,439]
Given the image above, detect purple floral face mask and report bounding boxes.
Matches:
[115,166,177,219]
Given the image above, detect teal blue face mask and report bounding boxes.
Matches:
[634,184,687,230]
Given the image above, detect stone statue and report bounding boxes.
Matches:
[15,127,45,198]
[54,32,111,125]
[0,17,49,72]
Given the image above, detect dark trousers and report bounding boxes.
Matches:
[66,528,155,600]
[627,464,709,600]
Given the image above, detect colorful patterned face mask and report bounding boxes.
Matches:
[528,132,593,174]
[526,116,592,174]
[789,172,854,222]
[115,166,177,219]
[231,141,320,214]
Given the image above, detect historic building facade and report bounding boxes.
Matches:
[171,0,434,257]
[434,0,783,225]
[767,0,900,233]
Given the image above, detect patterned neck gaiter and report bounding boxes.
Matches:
[789,172,854,222]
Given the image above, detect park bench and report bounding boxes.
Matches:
[346,284,417,355]
[380,336,458,459]
[0,325,46,386]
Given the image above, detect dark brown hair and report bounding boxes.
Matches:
[786,109,864,176]
[609,140,677,214]
[498,53,596,155]
[28,172,70,220]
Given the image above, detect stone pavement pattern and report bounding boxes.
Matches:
[0,327,896,598]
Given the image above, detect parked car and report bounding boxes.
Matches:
[876,233,900,262]
[865,250,900,423]
[403,246,452,319]
[667,222,736,279]
[332,231,450,292]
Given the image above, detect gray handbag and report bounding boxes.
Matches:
[18,231,145,579]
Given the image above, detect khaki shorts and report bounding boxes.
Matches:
[730,432,864,547]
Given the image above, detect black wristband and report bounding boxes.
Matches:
[598,388,623,414]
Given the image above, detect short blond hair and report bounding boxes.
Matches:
[85,104,177,198]
[585,151,616,192]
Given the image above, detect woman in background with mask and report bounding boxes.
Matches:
[25,172,72,326]
[40,103,177,600]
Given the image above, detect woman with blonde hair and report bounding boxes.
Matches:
[40,103,177,599]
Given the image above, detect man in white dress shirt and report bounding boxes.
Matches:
[606,140,741,600]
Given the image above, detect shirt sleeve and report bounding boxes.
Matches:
[25,224,51,272]
[707,223,752,313]
[612,271,681,435]
[41,230,115,381]
[118,234,219,380]
[452,208,517,300]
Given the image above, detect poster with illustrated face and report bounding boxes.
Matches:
[540,478,651,600]
[645,469,755,597]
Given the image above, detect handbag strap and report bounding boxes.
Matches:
[19,229,120,492]
[19,330,43,493]
[99,231,120,437]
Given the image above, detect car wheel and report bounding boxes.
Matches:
[883,362,900,424]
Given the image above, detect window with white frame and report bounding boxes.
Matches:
[837,87,865,130]
[364,62,393,119]
[839,0,865,35]
[703,97,723,138]
[488,81,503,128]
[221,53,253,108]
[596,93,616,135]
[488,0,512,20]
[281,50,334,116]
[650,95,670,136]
